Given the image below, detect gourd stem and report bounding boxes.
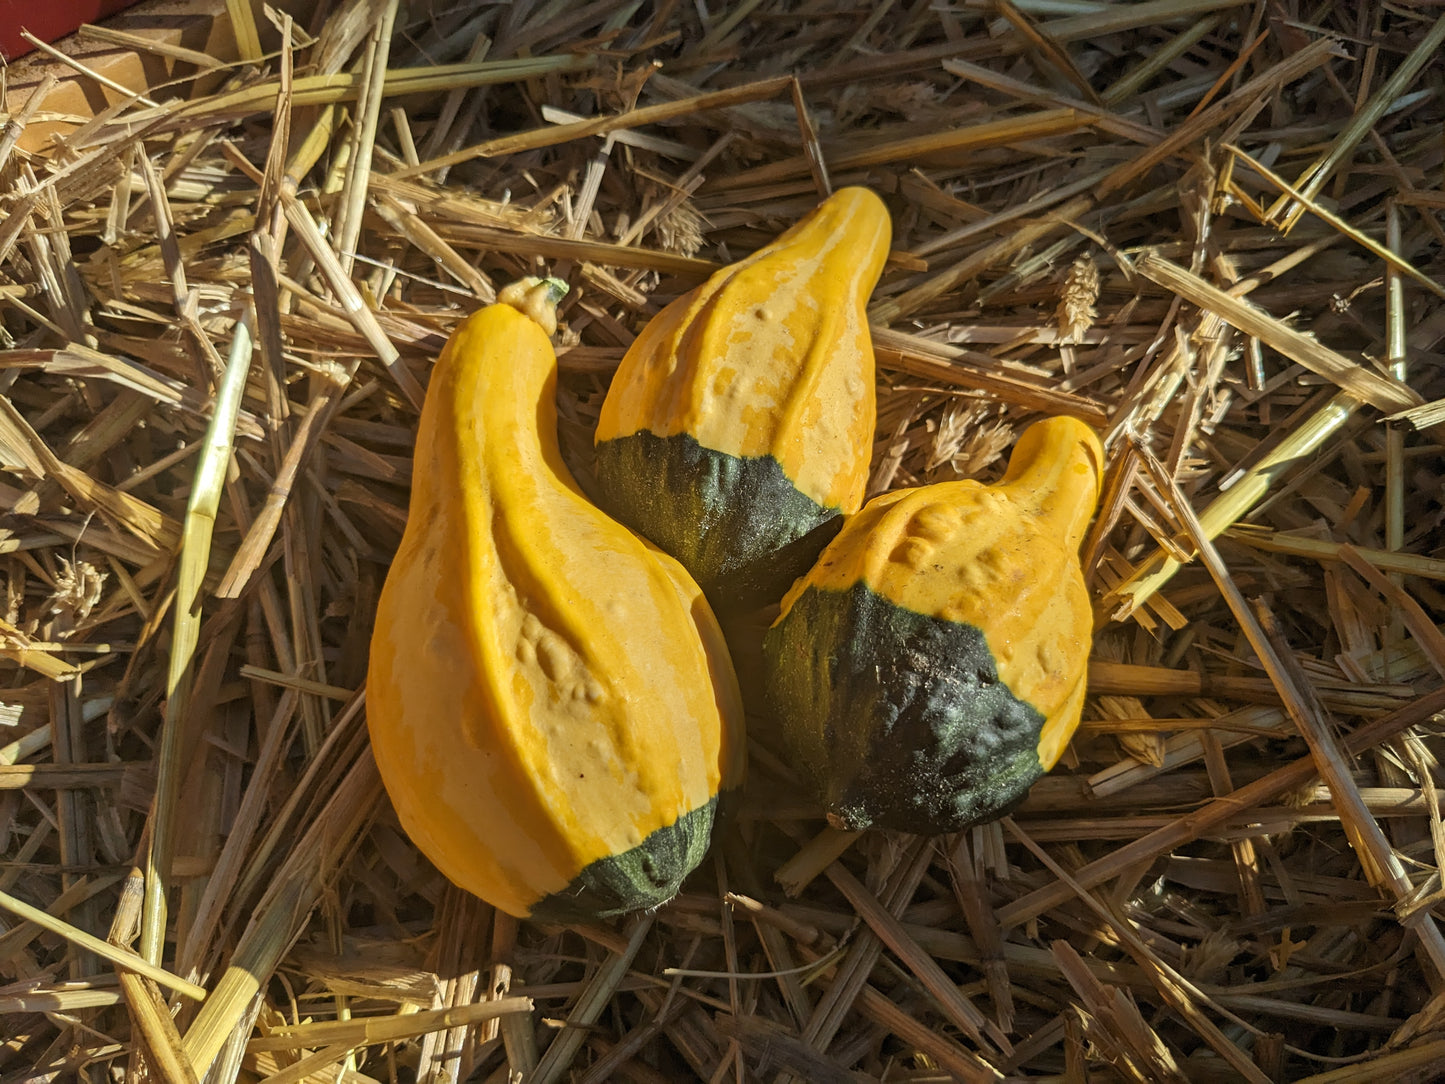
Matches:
[538,276,569,304]
[497,276,570,336]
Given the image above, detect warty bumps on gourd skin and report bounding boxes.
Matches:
[762,415,1104,836]
[367,279,746,922]
[593,186,892,612]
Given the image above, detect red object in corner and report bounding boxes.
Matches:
[0,0,142,60]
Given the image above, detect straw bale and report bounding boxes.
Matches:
[4,2,1445,1081]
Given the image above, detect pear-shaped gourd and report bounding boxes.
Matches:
[762,416,1103,835]
[593,186,892,611]
[368,279,745,921]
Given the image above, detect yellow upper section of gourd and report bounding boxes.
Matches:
[367,282,744,918]
[779,415,1103,767]
[596,186,892,512]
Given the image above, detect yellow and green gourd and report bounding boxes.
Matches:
[368,278,746,921]
[593,186,892,610]
[762,416,1103,834]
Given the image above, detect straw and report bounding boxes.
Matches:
[529,915,656,1084]
[0,886,206,1001]
[1106,392,1362,619]
[390,75,796,180]
[225,0,263,64]
[18,30,160,109]
[0,74,58,170]
[1132,251,1420,414]
[139,311,253,966]
[122,54,594,132]
[333,0,399,274]
[6,5,1445,1079]
[246,997,533,1050]
[1226,145,1445,302]
[118,972,201,1084]
[77,22,225,72]
[278,191,421,409]
[1268,13,1445,231]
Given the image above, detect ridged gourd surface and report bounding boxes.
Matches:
[368,289,744,920]
[593,186,891,605]
[763,416,1102,834]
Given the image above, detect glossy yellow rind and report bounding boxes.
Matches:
[779,416,1102,754]
[596,186,891,512]
[998,414,1105,554]
[1037,670,1088,770]
[368,297,744,919]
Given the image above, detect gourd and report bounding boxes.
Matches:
[761,416,1103,835]
[593,186,892,611]
[367,278,746,921]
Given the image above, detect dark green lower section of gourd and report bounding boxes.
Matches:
[528,796,718,922]
[593,431,843,612]
[762,582,1046,835]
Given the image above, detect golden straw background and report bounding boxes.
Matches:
[2,1,1445,1081]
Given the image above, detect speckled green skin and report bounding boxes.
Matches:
[594,431,843,612]
[528,797,718,922]
[762,582,1046,834]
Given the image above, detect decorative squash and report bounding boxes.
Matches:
[368,278,746,922]
[593,186,892,610]
[761,416,1103,835]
